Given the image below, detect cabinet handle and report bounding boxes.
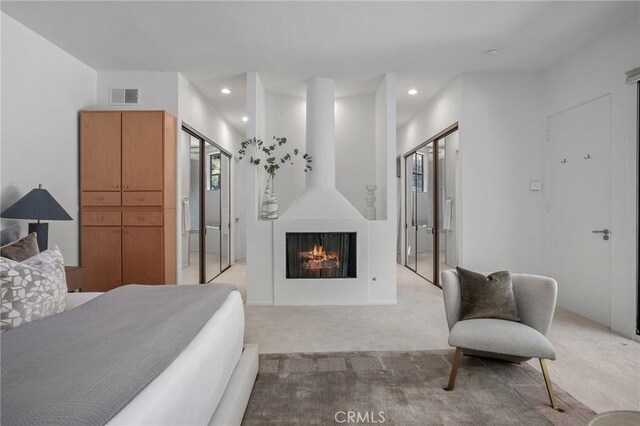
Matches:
[97,197,104,201]
[123,185,129,189]
[136,197,144,201]
[97,216,104,221]
[137,216,145,221]
[113,184,119,189]
[113,229,120,234]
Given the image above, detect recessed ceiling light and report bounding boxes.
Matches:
[408,89,418,95]
[485,48,499,56]
[221,88,231,94]
[242,116,248,122]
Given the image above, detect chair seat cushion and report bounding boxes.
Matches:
[449,318,556,360]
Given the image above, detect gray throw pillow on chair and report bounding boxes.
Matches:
[457,267,521,322]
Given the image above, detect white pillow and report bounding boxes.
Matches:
[1,245,67,332]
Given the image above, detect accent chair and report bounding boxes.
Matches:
[441,269,559,410]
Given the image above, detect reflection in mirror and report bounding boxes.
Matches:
[416,144,434,282]
[205,144,222,282]
[405,154,416,271]
[440,131,459,274]
[182,131,201,284]
[404,128,460,286]
[181,128,233,284]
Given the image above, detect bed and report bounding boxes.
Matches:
[1,285,258,426]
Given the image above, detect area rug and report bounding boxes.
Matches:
[242,350,595,425]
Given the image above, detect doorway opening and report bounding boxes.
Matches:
[404,124,459,287]
[182,125,232,284]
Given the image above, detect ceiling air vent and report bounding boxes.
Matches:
[109,88,140,105]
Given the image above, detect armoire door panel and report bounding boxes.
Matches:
[122,227,163,284]
[80,112,121,191]
[81,226,122,292]
[122,112,164,191]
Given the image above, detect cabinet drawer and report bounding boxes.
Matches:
[82,191,121,206]
[82,211,121,226]
[122,191,163,206]
[123,211,163,226]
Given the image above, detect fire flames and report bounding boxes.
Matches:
[300,245,340,271]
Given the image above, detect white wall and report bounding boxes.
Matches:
[96,71,179,116]
[397,77,461,156]
[336,94,376,216]
[460,73,546,273]
[178,75,241,154]
[397,73,547,275]
[265,93,306,214]
[264,92,376,217]
[542,19,639,337]
[397,78,461,266]
[375,78,388,219]
[178,74,243,282]
[245,72,273,304]
[443,130,460,266]
[1,13,97,265]
[368,73,398,303]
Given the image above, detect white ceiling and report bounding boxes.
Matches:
[2,1,638,132]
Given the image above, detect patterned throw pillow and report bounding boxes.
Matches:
[1,246,68,332]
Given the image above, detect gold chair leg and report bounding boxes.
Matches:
[539,358,558,410]
[444,348,463,391]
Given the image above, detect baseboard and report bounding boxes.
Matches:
[246,301,274,306]
[209,344,259,426]
[368,299,398,305]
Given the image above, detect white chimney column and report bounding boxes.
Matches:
[305,77,335,188]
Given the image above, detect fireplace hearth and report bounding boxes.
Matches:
[286,232,357,279]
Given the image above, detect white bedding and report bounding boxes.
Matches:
[66,289,245,426]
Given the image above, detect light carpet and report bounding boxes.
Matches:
[242,350,595,425]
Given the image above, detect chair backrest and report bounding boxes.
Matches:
[441,269,558,335]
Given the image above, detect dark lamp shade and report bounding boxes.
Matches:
[1,187,72,221]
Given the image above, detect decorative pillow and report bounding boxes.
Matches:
[457,267,521,322]
[1,232,40,262]
[1,246,67,332]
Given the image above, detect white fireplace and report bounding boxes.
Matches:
[244,72,397,306]
[272,78,370,305]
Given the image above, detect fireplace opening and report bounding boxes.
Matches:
[286,232,357,279]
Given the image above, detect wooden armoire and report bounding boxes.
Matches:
[79,111,176,292]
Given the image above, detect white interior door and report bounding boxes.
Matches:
[547,95,612,327]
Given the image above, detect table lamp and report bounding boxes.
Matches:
[1,184,72,251]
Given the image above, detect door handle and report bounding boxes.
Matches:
[592,229,610,240]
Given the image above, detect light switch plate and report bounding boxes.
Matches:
[530,180,542,191]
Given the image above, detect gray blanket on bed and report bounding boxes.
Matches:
[1,283,236,426]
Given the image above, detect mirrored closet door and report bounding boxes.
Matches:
[182,126,232,284]
[404,126,459,287]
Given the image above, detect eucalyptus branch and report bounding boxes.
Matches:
[238,136,313,178]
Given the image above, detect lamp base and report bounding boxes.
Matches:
[28,223,49,251]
